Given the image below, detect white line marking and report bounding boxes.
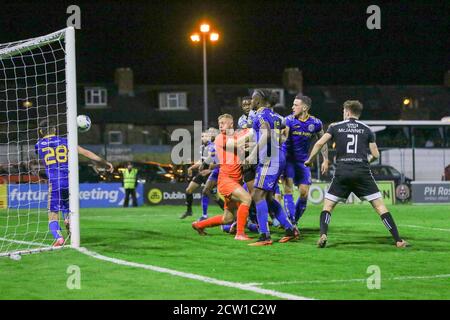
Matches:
[354,223,450,233]
[0,237,47,247]
[400,224,450,233]
[247,274,450,286]
[82,214,171,219]
[75,247,312,300]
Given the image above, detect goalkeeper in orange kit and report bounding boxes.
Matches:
[192,114,252,241]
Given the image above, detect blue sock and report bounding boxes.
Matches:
[255,200,270,235]
[283,194,295,222]
[247,222,259,233]
[268,199,293,230]
[201,194,209,217]
[49,221,62,239]
[295,197,308,223]
[221,224,231,233]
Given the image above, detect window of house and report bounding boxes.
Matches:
[108,131,123,145]
[158,92,187,110]
[85,87,107,106]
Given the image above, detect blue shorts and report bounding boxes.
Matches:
[284,160,312,186]
[254,154,286,192]
[48,179,70,214]
[207,167,219,182]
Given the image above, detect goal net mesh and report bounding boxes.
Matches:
[0,29,70,256]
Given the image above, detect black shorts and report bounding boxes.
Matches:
[243,164,257,183]
[326,167,381,202]
[192,172,209,185]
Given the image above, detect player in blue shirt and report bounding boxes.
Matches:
[35,120,113,246]
[245,89,298,246]
[198,128,224,221]
[283,94,329,226]
[237,96,257,130]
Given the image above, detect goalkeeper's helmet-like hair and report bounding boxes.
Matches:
[252,89,271,102]
[38,119,56,137]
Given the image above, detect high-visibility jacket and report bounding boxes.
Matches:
[123,168,138,189]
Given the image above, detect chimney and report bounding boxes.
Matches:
[282,68,303,94]
[114,68,134,96]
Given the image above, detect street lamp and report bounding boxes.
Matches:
[190,23,219,130]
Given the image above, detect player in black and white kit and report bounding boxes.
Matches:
[180,131,213,219]
[305,100,408,248]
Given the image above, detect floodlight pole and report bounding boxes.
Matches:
[202,35,208,131]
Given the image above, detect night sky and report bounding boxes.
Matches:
[1,0,449,86]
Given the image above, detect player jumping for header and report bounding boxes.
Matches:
[304,100,408,248]
[35,120,114,247]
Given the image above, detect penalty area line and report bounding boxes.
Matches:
[75,247,313,300]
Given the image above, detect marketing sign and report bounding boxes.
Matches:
[145,181,395,206]
[411,182,450,204]
[300,181,395,205]
[7,183,144,209]
[145,183,207,206]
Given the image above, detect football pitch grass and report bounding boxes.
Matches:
[1,204,450,300]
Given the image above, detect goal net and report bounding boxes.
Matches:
[0,27,79,257]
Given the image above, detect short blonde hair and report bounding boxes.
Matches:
[218,114,233,121]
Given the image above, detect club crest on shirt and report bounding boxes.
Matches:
[308,124,315,132]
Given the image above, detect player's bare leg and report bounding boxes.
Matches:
[317,198,337,248]
[370,198,408,248]
[181,181,200,219]
[246,179,255,194]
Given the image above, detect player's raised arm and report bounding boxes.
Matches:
[304,132,332,167]
[77,146,114,172]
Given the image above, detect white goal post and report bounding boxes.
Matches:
[0,27,79,257]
